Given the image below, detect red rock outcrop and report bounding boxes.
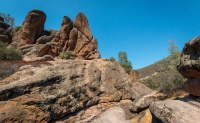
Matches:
[8,10,46,48]
[129,68,139,83]
[0,60,154,122]
[177,35,200,96]
[37,12,100,60]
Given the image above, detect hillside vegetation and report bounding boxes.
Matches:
[138,51,186,94]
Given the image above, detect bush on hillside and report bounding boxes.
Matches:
[109,57,116,62]
[139,51,185,94]
[59,51,76,60]
[0,63,19,79]
[0,42,23,60]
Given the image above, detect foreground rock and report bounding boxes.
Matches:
[177,35,200,96]
[0,60,153,122]
[150,100,200,123]
[9,10,46,48]
[91,106,133,123]
[38,12,100,60]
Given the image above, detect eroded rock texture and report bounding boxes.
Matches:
[9,10,46,48]
[177,36,200,96]
[38,12,100,60]
[150,100,200,123]
[0,16,12,44]
[0,60,153,123]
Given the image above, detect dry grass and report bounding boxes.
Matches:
[0,60,53,67]
[0,60,53,83]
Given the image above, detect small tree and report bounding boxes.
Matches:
[118,51,132,73]
[0,12,15,28]
[168,40,179,55]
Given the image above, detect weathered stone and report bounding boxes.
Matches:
[183,78,200,96]
[91,106,133,123]
[30,55,54,61]
[38,13,100,60]
[131,109,152,123]
[0,60,151,122]
[0,18,12,44]
[74,12,93,40]
[0,21,9,29]
[0,35,10,43]
[177,35,200,78]
[150,100,200,123]
[36,35,54,44]
[37,42,53,57]
[129,69,139,83]
[132,92,158,112]
[9,10,46,48]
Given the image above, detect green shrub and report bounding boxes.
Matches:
[59,51,76,60]
[0,63,19,79]
[14,26,21,32]
[0,41,8,48]
[0,42,23,60]
[109,57,116,62]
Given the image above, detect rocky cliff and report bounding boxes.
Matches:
[0,59,155,123]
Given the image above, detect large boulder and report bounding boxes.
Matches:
[150,100,200,123]
[8,10,46,48]
[177,36,200,78]
[177,35,200,96]
[37,12,100,60]
[0,60,153,122]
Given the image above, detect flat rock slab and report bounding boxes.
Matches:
[150,100,200,123]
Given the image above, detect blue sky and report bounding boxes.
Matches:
[1,0,200,69]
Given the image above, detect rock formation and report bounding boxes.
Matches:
[150,100,200,123]
[177,35,200,96]
[149,35,200,122]
[37,12,100,60]
[0,16,12,44]
[129,68,139,83]
[0,60,154,122]
[8,10,46,48]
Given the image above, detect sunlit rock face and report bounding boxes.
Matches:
[9,10,46,48]
[38,12,100,60]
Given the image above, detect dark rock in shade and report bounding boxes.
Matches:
[177,35,200,78]
[183,78,200,96]
[0,17,11,43]
[177,35,200,96]
[36,35,54,44]
[0,16,4,22]
[8,10,46,48]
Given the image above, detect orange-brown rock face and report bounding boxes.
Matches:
[38,12,100,60]
[177,35,200,96]
[0,60,154,122]
[9,10,46,48]
[129,69,139,83]
[74,12,93,40]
